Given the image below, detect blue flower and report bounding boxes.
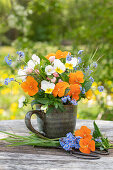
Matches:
[95,138,102,143]
[80,86,82,91]
[78,50,84,54]
[17,51,25,57]
[74,137,81,149]
[66,95,71,101]
[92,62,98,68]
[61,97,68,103]
[88,70,93,75]
[98,86,104,92]
[4,78,14,85]
[66,53,72,61]
[89,76,94,83]
[85,66,89,72]
[71,99,78,105]
[61,95,71,103]
[5,54,12,65]
[78,57,82,64]
[66,132,75,139]
[82,88,85,94]
[59,133,81,151]
[74,65,79,71]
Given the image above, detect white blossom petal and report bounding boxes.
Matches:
[45,65,55,75]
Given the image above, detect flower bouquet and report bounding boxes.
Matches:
[5,49,103,111]
[2,49,112,158]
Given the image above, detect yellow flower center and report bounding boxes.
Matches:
[55,67,63,74]
[65,63,73,69]
[45,88,53,94]
[48,69,52,72]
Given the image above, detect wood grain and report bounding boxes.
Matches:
[0,119,113,170]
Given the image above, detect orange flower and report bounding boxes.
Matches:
[68,84,81,100]
[85,89,93,100]
[52,82,69,97]
[21,76,38,96]
[45,53,56,60]
[69,71,84,84]
[79,138,95,154]
[75,126,92,140]
[55,50,69,59]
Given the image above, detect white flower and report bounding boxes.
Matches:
[18,96,26,108]
[32,54,40,64]
[41,105,48,113]
[54,59,65,74]
[41,80,55,94]
[65,57,78,69]
[27,60,36,69]
[45,65,55,75]
[18,69,27,81]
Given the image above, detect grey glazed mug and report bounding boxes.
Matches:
[25,105,77,139]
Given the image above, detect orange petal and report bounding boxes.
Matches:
[89,140,95,152]
[79,147,91,154]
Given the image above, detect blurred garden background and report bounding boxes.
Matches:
[0,0,113,121]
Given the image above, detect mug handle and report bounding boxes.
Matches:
[25,110,47,139]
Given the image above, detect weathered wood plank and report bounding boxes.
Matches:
[0,152,113,170]
[0,119,113,170]
[0,119,113,140]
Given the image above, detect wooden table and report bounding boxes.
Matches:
[0,119,113,170]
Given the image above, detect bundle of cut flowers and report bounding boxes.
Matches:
[1,122,113,154]
[4,49,104,112]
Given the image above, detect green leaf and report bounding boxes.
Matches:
[31,98,50,108]
[93,121,102,138]
[39,55,50,64]
[61,72,69,82]
[58,103,65,112]
[47,75,53,79]
[46,106,54,114]
[64,87,70,95]
[84,81,92,92]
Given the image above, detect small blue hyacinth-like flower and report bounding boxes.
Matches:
[95,138,102,143]
[78,50,84,54]
[5,54,12,65]
[88,70,93,75]
[78,57,82,64]
[74,65,79,71]
[71,99,78,105]
[82,88,85,94]
[63,143,71,151]
[61,95,71,103]
[61,96,68,103]
[92,62,98,68]
[89,76,94,83]
[85,66,89,72]
[74,137,81,149]
[80,86,82,91]
[98,86,104,92]
[59,133,82,151]
[66,95,71,101]
[17,51,25,57]
[66,132,75,139]
[4,78,14,85]
[66,53,72,61]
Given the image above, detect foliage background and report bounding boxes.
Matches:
[0,0,113,120]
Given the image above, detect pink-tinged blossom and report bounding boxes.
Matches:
[49,56,55,62]
[47,77,51,81]
[53,72,59,77]
[51,77,56,83]
[26,68,33,74]
[58,79,63,83]
[35,69,39,74]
